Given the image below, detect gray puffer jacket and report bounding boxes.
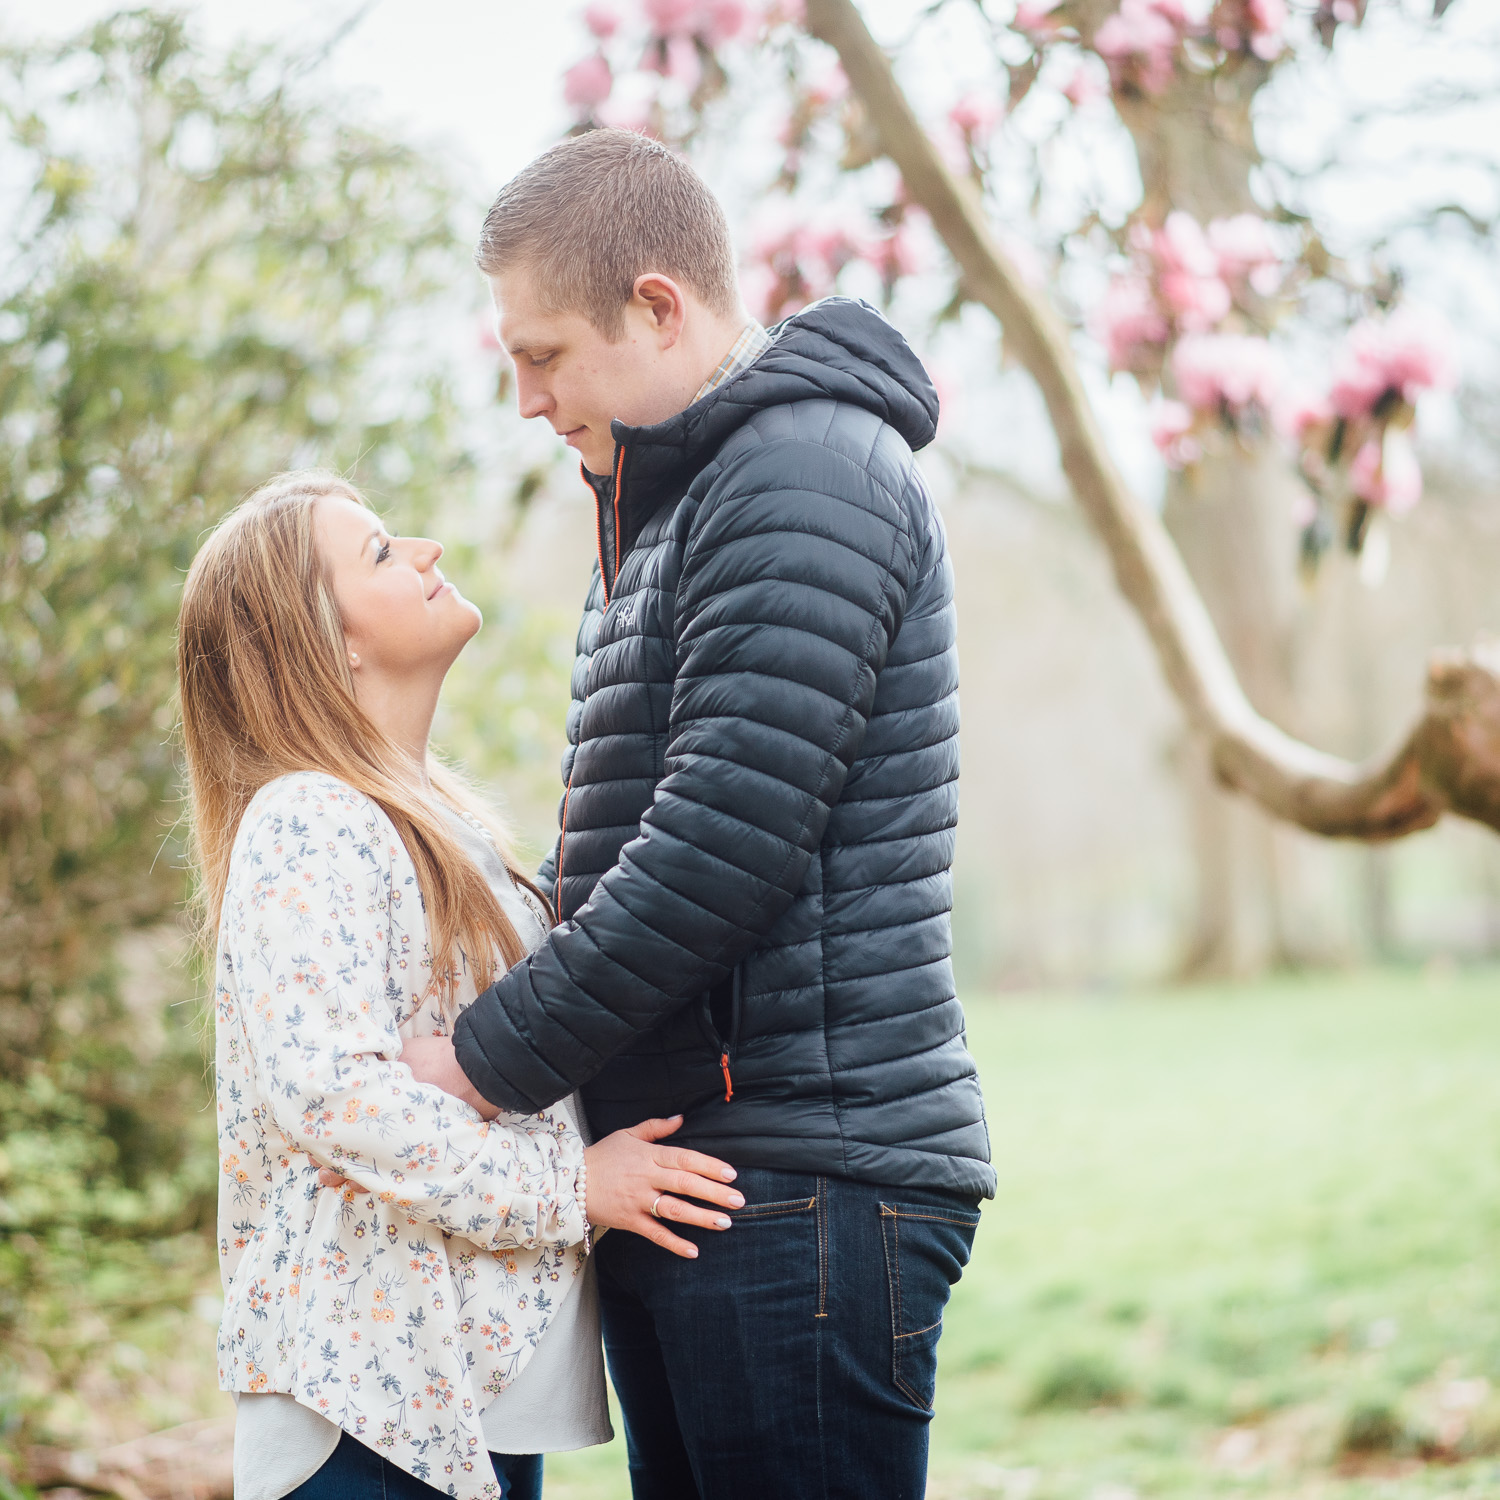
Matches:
[454,297,994,1200]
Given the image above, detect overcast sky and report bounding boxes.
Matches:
[6,0,579,198]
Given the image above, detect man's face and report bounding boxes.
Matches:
[489,265,699,475]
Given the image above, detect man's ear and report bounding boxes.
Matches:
[632,273,687,349]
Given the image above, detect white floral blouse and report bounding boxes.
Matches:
[214,772,589,1500]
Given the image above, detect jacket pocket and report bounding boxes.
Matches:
[879,1200,982,1410]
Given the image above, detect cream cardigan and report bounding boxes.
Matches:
[214,773,588,1500]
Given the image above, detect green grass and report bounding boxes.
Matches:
[552,967,1500,1498]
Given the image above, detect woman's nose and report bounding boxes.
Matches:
[412,536,443,567]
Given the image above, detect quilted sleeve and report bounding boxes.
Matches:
[221,782,588,1252]
[454,434,915,1110]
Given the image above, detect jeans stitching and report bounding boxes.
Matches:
[879,1201,901,1397]
[891,1213,935,1408]
[815,1278,830,1498]
[732,1196,816,1218]
[880,1205,982,1228]
[882,1205,944,1412]
[895,1318,943,1340]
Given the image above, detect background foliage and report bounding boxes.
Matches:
[0,10,554,1461]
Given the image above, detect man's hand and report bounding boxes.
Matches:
[399,1033,498,1118]
[316,1034,497,1191]
[582,1116,742,1259]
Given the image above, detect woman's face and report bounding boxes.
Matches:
[314,493,481,686]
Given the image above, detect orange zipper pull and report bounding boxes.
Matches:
[720,1052,734,1102]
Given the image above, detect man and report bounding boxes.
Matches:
[431,127,994,1498]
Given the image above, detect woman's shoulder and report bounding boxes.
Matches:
[233,772,396,866]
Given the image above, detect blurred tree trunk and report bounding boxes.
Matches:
[1119,64,1311,975]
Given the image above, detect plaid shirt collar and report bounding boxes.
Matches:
[692,321,772,403]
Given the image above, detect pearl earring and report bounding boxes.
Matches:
[348,652,360,668]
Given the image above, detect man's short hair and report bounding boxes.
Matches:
[475,128,741,340]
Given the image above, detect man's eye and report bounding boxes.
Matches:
[529,353,555,369]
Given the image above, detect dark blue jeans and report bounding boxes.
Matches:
[597,1167,982,1500]
[283,1429,541,1500]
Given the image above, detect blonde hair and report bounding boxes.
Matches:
[178,468,547,1008]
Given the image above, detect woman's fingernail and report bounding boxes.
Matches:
[686,1244,699,1257]
[721,1167,737,1180]
[715,1216,732,1229]
[728,1193,745,1208]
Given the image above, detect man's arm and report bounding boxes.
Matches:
[454,433,916,1112]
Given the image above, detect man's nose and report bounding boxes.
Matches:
[515,368,552,421]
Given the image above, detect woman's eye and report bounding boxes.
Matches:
[376,541,392,564]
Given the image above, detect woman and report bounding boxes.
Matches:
[179,470,742,1500]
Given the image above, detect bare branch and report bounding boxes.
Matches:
[803,0,1500,841]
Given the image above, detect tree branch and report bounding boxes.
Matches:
[804,0,1500,840]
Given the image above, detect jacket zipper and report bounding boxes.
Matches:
[559,445,628,916]
[720,964,743,1102]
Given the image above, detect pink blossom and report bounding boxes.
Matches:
[999,231,1048,291]
[1151,399,1202,468]
[583,3,620,40]
[1154,212,1231,332]
[643,0,700,35]
[1061,60,1108,107]
[803,58,848,107]
[1093,274,1169,372]
[739,262,781,324]
[1094,0,1190,95]
[747,204,873,315]
[563,53,614,112]
[1278,389,1333,443]
[868,223,925,283]
[1148,0,1192,25]
[1329,309,1457,420]
[1155,211,1219,279]
[1014,0,1062,33]
[1248,0,1288,56]
[664,32,702,87]
[1206,213,1279,280]
[1350,432,1422,515]
[1172,333,1282,417]
[702,0,751,44]
[949,92,1004,140]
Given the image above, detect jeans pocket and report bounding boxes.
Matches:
[879,1200,982,1410]
[730,1193,816,1223]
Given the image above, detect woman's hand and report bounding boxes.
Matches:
[585,1116,742,1259]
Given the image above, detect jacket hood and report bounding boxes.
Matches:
[609,297,939,500]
